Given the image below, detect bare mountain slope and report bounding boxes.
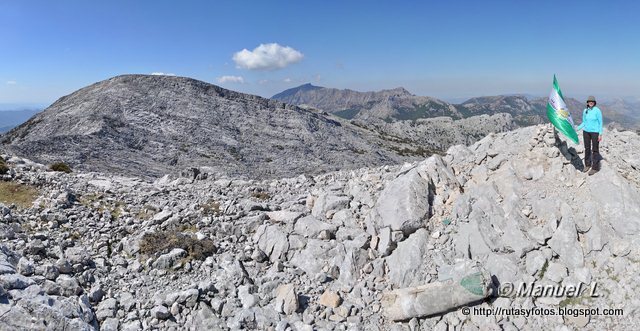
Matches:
[1,75,431,179]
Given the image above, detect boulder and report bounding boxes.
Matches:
[152,248,187,270]
[370,168,432,234]
[253,224,289,262]
[274,284,298,315]
[294,215,337,239]
[386,229,429,287]
[548,210,584,269]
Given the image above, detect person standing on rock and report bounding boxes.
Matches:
[576,96,603,175]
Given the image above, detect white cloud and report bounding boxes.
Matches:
[150,72,176,76]
[6,80,17,85]
[283,78,292,83]
[233,43,304,70]
[258,79,269,85]
[217,75,245,84]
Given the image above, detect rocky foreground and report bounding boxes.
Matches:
[1,125,640,330]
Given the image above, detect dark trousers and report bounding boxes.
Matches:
[583,131,600,170]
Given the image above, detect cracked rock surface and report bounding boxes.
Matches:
[1,124,639,330]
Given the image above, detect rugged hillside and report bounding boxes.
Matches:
[597,97,640,129]
[272,84,460,122]
[353,113,517,152]
[1,75,431,179]
[273,85,640,130]
[1,124,639,330]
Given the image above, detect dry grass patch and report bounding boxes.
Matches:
[0,181,40,209]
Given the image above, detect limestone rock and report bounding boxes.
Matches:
[319,290,341,308]
[274,284,299,315]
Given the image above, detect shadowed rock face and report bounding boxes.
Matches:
[1,75,428,179]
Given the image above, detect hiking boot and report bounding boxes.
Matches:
[583,165,591,173]
[588,168,599,176]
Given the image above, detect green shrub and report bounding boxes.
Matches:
[0,157,8,175]
[50,162,72,173]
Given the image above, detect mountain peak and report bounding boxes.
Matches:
[271,83,323,100]
[1,75,422,179]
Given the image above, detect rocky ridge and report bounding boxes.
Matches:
[0,75,430,180]
[273,84,640,131]
[1,124,640,330]
[272,84,460,122]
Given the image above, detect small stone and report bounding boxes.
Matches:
[101,318,119,331]
[170,302,181,316]
[251,249,267,262]
[274,284,299,315]
[152,248,187,270]
[42,264,60,280]
[151,305,171,320]
[319,290,341,308]
[238,285,258,308]
[56,259,73,274]
[89,285,105,303]
[0,274,35,290]
[57,275,82,296]
[152,210,173,223]
[564,309,590,327]
[611,240,631,257]
[17,258,34,276]
[544,262,568,283]
[574,267,592,284]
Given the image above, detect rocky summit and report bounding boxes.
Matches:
[1,124,639,330]
[1,75,433,180]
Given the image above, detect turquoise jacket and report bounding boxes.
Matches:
[576,106,603,134]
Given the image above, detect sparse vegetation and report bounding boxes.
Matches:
[389,145,434,157]
[139,231,216,261]
[50,162,72,173]
[350,147,367,155]
[538,260,549,279]
[251,191,271,200]
[200,199,221,215]
[79,193,128,220]
[0,156,8,175]
[0,181,40,209]
[135,204,157,220]
[559,294,592,308]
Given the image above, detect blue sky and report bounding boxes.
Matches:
[1,0,639,106]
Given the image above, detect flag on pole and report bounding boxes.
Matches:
[546,75,579,144]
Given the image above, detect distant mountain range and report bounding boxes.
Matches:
[273,84,640,130]
[0,108,42,133]
[272,84,459,122]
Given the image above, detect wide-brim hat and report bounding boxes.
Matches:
[587,95,597,102]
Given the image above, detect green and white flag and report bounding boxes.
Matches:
[546,75,578,144]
